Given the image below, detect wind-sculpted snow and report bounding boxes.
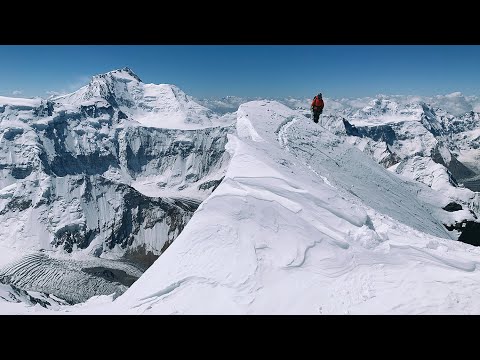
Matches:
[69,100,480,315]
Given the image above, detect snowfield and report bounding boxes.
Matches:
[1,70,480,314]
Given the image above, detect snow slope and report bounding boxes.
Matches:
[74,100,480,315]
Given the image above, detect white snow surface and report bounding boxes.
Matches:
[47,100,480,315]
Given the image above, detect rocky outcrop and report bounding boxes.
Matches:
[445,220,480,246]
[443,202,463,212]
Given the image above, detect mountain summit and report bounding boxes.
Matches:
[52,68,218,129]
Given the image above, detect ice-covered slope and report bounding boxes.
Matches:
[79,100,480,315]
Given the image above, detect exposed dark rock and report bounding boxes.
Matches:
[124,244,160,271]
[52,227,99,253]
[82,267,139,287]
[198,177,225,191]
[11,166,33,179]
[80,103,114,118]
[445,220,480,246]
[462,177,480,192]
[33,101,54,117]
[2,128,24,141]
[117,110,128,119]
[342,118,361,137]
[431,144,475,183]
[379,147,401,168]
[443,202,463,212]
[342,118,397,146]
[0,197,32,215]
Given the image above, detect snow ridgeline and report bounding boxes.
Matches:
[215,94,480,211]
[57,100,480,315]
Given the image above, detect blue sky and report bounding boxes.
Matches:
[0,45,479,99]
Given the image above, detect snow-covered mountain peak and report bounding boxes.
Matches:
[52,67,143,107]
[45,68,226,129]
[90,67,143,85]
[104,67,142,82]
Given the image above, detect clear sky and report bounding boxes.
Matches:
[0,45,479,99]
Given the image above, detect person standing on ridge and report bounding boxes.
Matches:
[311,93,324,124]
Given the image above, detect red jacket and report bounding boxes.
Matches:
[311,96,324,111]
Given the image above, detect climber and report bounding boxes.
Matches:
[311,93,324,124]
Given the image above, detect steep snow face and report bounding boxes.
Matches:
[81,100,480,315]
[0,174,200,257]
[0,113,230,259]
[0,69,232,262]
